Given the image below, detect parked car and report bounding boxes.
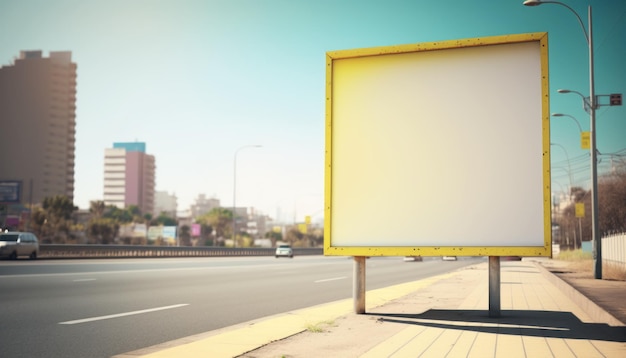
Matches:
[442,256,457,261]
[275,244,293,258]
[0,231,39,259]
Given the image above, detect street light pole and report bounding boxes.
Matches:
[523,0,601,279]
[551,142,577,248]
[550,143,573,196]
[552,113,589,150]
[232,144,262,248]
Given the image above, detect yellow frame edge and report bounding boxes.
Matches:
[324,32,551,257]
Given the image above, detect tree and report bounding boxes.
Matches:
[599,170,626,233]
[89,200,106,219]
[284,227,304,246]
[153,212,177,226]
[179,225,192,246]
[200,223,214,246]
[30,195,77,243]
[265,230,282,247]
[104,206,133,223]
[557,186,590,248]
[197,208,232,245]
[87,218,119,244]
[30,207,52,242]
[556,169,626,247]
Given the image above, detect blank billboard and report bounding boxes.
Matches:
[324,33,550,257]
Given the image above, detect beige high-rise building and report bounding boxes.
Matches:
[0,51,77,206]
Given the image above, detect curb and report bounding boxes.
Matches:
[114,269,462,358]
[534,262,625,326]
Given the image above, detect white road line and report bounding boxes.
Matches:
[72,278,96,282]
[0,265,248,279]
[59,304,189,325]
[314,276,347,283]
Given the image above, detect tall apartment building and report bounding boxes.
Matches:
[103,142,155,215]
[0,51,77,205]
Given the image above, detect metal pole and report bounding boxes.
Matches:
[232,151,238,248]
[488,256,501,318]
[354,256,366,314]
[578,217,582,250]
[524,0,602,279]
[588,6,601,279]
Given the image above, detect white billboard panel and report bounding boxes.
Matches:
[324,33,551,257]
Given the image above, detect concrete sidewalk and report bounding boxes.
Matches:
[116,260,626,358]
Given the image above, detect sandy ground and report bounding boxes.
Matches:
[238,265,486,358]
[238,259,626,358]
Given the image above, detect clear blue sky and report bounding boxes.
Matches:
[1,0,624,222]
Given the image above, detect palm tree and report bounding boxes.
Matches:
[89,200,106,219]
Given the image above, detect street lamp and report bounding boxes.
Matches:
[524,0,602,279]
[557,89,593,114]
[552,112,588,150]
[551,142,579,248]
[232,144,262,248]
[551,113,583,133]
[550,143,573,196]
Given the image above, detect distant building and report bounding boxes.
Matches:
[154,191,177,218]
[233,207,270,240]
[190,194,220,218]
[103,142,155,215]
[0,51,77,205]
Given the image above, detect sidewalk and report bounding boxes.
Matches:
[116,260,626,358]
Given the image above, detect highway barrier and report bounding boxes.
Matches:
[39,245,322,259]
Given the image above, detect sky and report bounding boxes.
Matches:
[0,0,624,223]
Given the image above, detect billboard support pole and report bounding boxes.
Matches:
[353,256,366,314]
[488,256,501,318]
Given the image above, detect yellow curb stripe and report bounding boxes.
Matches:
[136,270,463,358]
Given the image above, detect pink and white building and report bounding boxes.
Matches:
[103,142,155,215]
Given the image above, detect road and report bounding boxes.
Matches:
[0,255,483,357]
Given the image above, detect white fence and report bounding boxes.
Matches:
[603,233,626,271]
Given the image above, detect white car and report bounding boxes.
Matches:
[0,232,39,259]
[275,244,293,258]
[403,256,423,262]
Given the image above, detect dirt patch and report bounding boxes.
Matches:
[547,258,626,282]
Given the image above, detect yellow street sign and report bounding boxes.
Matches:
[581,131,590,150]
[305,216,311,225]
[575,203,585,218]
[298,223,308,234]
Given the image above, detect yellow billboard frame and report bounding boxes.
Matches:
[324,33,551,257]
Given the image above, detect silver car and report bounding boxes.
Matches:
[0,232,39,259]
[275,244,293,258]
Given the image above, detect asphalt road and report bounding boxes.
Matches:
[0,255,484,357]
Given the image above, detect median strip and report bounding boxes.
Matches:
[59,304,189,325]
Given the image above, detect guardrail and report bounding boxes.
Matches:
[39,245,323,259]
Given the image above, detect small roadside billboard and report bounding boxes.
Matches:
[324,33,551,257]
